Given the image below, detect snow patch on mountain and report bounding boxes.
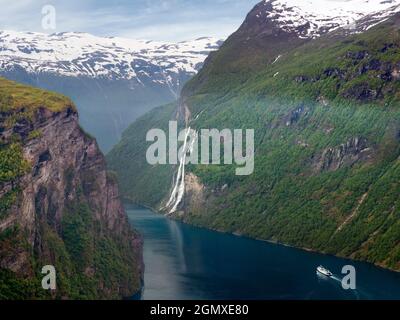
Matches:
[260,0,400,38]
[0,30,222,82]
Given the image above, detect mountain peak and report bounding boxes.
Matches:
[256,0,400,38]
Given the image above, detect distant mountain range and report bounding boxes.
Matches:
[0,31,222,151]
[0,31,221,85]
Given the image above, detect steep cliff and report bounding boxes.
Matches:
[0,78,142,299]
[108,2,400,271]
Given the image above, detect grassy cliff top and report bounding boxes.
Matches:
[0,77,75,113]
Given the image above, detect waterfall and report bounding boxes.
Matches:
[164,127,197,214]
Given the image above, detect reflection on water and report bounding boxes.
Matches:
[168,220,187,274]
[127,205,400,300]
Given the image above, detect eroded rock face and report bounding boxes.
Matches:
[313,137,373,172]
[284,104,307,127]
[0,106,143,299]
[166,173,205,218]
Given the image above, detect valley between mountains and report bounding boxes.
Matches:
[0,22,221,300]
[1,0,400,300]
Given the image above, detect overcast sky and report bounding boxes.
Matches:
[0,0,260,41]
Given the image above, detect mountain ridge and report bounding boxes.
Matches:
[0,30,222,85]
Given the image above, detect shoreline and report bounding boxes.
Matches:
[125,201,400,275]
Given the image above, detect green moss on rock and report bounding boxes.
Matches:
[0,77,75,113]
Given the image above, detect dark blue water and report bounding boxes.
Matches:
[126,205,400,300]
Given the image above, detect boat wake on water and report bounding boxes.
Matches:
[316,266,367,299]
[330,275,342,282]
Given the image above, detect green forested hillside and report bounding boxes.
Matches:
[108,16,400,270]
[107,102,180,207]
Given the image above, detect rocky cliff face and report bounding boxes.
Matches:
[0,78,142,299]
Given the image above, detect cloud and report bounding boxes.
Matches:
[0,0,259,41]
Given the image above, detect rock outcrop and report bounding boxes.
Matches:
[313,137,373,173]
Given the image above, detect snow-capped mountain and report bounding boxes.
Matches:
[256,0,400,39]
[0,30,221,90]
[0,31,222,152]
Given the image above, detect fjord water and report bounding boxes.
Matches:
[127,205,400,300]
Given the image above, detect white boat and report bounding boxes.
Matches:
[316,265,333,277]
